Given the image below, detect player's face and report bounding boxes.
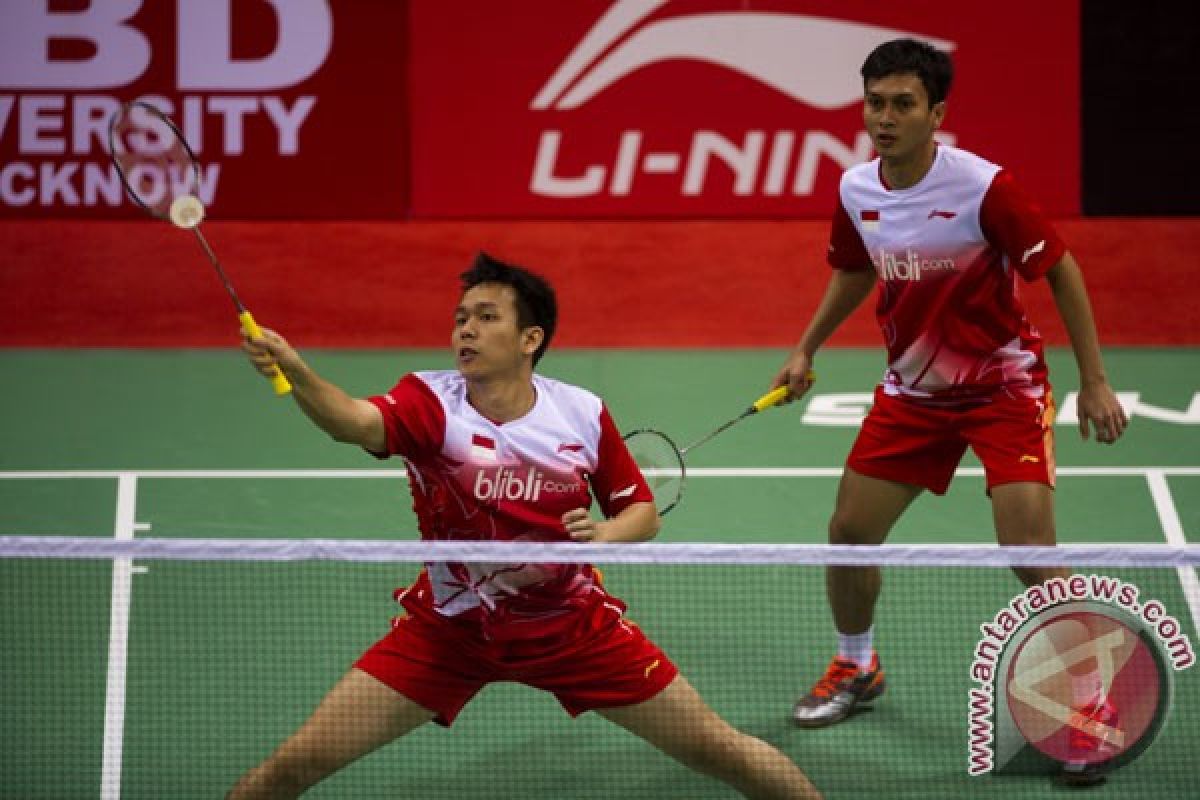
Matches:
[863,73,945,165]
[453,283,542,379]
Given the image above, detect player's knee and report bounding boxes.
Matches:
[998,525,1056,547]
[828,511,874,545]
[668,726,730,769]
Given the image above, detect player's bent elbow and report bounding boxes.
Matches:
[637,504,662,541]
[610,502,659,542]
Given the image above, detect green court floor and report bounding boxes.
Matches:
[1,348,1197,798]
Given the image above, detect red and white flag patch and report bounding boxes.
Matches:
[860,209,880,232]
[470,433,498,463]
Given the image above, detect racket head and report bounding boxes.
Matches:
[108,101,201,220]
[622,428,686,515]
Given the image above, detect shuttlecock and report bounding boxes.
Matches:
[169,194,206,229]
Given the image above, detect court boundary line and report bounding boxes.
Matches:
[1146,470,1200,640]
[101,473,136,800]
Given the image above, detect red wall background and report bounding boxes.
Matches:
[2,218,1195,347]
[1,2,1196,348]
[2,0,1077,220]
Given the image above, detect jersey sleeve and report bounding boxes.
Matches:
[979,170,1067,281]
[827,196,873,271]
[365,374,445,459]
[590,405,654,518]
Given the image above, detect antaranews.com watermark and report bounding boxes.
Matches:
[968,573,1194,776]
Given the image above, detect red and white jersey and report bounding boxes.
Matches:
[367,370,652,640]
[828,145,1066,406]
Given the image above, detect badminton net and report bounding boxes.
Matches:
[1,537,1197,799]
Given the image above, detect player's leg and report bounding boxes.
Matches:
[229,609,484,798]
[791,467,921,727]
[795,388,962,727]
[991,481,1065,586]
[971,390,1063,586]
[598,674,822,800]
[826,389,960,634]
[991,481,1119,781]
[826,468,924,633]
[226,668,436,799]
[990,484,1118,783]
[533,599,818,797]
[973,393,1115,782]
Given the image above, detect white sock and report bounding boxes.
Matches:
[837,628,875,671]
[1071,669,1105,706]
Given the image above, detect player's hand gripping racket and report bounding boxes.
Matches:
[107,101,291,395]
[624,381,807,515]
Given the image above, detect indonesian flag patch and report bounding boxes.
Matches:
[860,209,880,232]
[470,433,498,463]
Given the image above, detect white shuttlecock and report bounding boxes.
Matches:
[169,194,206,229]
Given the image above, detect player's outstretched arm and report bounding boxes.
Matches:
[242,328,385,451]
[1045,253,1128,444]
[562,502,659,543]
[772,269,876,398]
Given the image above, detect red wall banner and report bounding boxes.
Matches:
[1,1,1078,220]
[0,0,407,219]
[409,0,1080,217]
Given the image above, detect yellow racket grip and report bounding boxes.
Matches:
[752,371,816,411]
[238,310,293,395]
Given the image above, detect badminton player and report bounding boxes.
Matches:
[228,253,821,799]
[770,39,1127,784]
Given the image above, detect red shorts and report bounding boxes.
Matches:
[354,599,678,726]
[847,387,1056,495]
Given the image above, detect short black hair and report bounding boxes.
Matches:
[459,252,557,365]
[861,38,953,107]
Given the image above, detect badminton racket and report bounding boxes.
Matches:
[107,101,291,395]
[624,381,806,515]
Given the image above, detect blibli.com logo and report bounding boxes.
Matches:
[875,248,957,281]
[473,467,581,503]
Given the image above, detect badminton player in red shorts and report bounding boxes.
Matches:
[229,254,821,799]
[770,39,1127,783]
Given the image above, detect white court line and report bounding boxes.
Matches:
[101,473,137,800]
[3,467,1200,480]
[1146,470,1200,639]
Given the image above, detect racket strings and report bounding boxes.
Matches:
[623,429,686,514]
[109,103,200,217]
[623,388,792,516]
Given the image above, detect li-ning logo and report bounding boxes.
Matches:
[532,2,953,112]
[527,1,955,199]
[473,467,581,503]
[875,248,957,281]
[1021,239,1046,264]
